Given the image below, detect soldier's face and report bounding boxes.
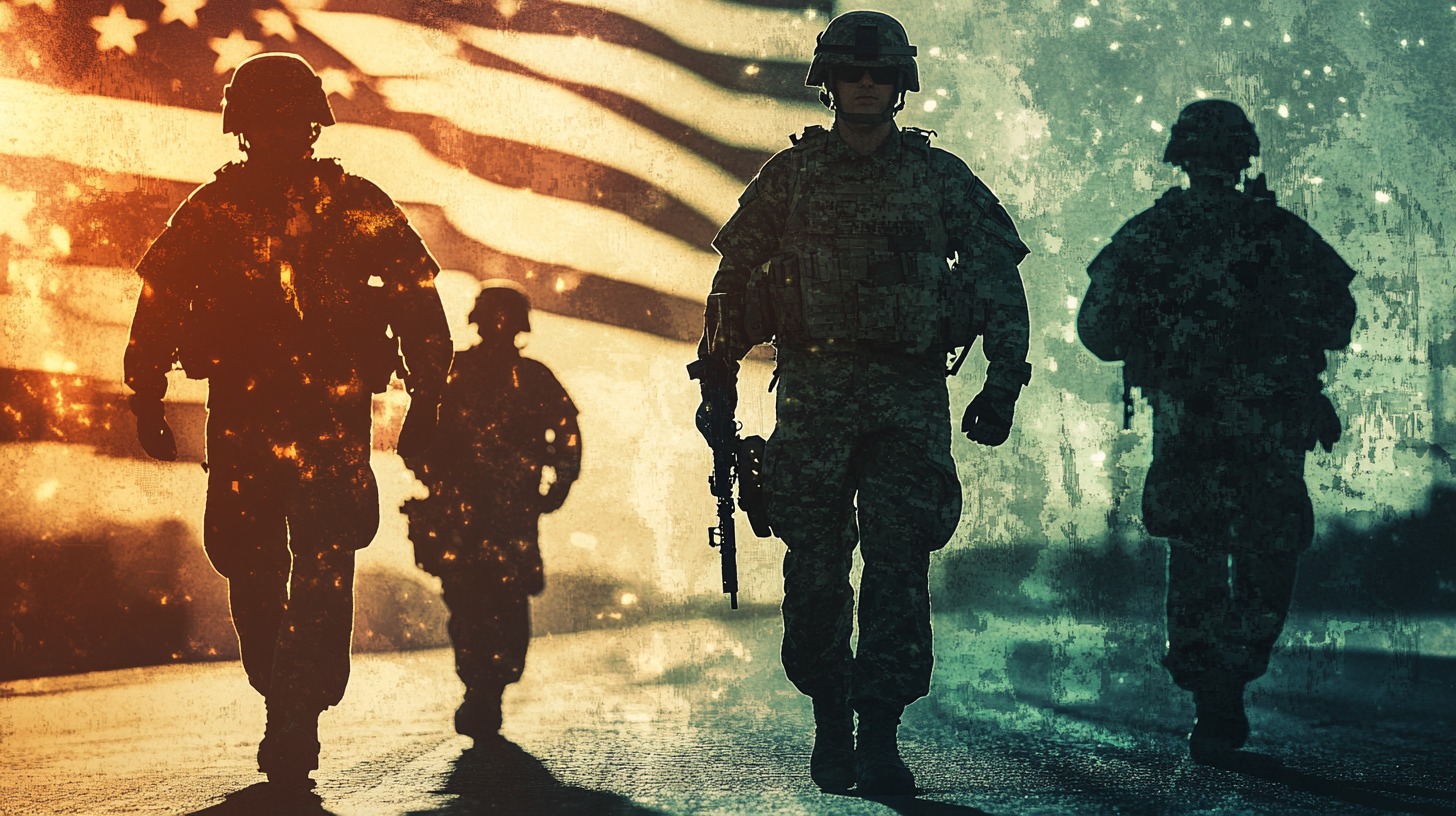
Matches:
[832,67,896,117]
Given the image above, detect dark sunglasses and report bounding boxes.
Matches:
[830,65,900,86]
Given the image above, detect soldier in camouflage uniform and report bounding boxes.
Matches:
[693,11,1031,795]
[1078,100,1356,762]
[124,53,453,787]
[403,281,581,742]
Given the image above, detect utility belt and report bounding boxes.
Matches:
[743,249,980,354]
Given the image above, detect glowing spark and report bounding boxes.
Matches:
[743,64,759,76]
[1222,17,1233,27]
[1091,451,1107,465]
[1150,120,1164,132]
[1374,191,1391,203]
[922,100,938,112]
[1283,33,1292,43]
[1073,16,1090,28]
[1351,343,1363,353]
[1109,42,1120,51]
[620,593,638,606]
[35,480,59,501]
[1065,296,1078,310]
[92,5,147,55]
[1278,104,1290,118]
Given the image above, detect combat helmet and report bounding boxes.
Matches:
[1163,100,1260,172]
[470,280,532,337]
[806,10,918,124]
[221,52,335,135]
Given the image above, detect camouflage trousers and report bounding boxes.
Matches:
[202,390,378,716]
[440,571,532,694]
[1163,540,1300,692]
[763,347,962,710]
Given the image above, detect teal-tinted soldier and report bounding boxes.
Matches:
[694,10,1032,795]
[1078,100,1356,763]
[124,53,453,787]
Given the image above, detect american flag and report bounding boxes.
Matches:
[0,0,831,451]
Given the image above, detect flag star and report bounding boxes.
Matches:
[209,29,264,74]
[317,67,356,99]
[0,187,38,246]
[160,0,207,29]
[91,4,148,56]
[253,9,297,42]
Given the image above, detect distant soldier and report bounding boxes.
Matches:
[1079,100,1356,762]
[124,53,452,787]
[403,281,581,741]
[691,11,1031,795]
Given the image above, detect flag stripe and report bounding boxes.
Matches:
[299,10,822,156]
[305,0,825,95]
[0,156,708,345]
[0,78,720,301]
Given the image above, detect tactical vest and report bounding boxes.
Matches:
[745,127,977,354]
[177,159,403,393]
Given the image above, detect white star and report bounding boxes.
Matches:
[159,0,207,29]
[253,8,297,42]
[91,4,148,56]
[317,67,355,99]
[209,29,264,74]
[0,187,38,246]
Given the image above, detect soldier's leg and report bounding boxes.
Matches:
[1162,541,1232,692]
[1228,550,1300,685]
[440,567,529,738]
[259,438,378,781]
[203,458,290,699]
[852,423,959,796]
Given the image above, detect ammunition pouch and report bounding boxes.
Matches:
[763,249,979,353]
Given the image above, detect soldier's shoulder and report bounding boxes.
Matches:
[788,124,831,149]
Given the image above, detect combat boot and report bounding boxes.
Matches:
[1188,684,1249,763]
[455,685,505,741]
[257,704,320,789]
[854,703,916,796]
[809,698,855,792]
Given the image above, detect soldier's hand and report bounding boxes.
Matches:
[688,356,738,446]
[397,398,440,458]
[130,397,177,461]
[962,385,1017,447]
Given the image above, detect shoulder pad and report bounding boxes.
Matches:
[1154,186,1185,206]
[902,127,935,156]
[789,125,829,147]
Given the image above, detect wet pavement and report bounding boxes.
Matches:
[3,610,1454,815]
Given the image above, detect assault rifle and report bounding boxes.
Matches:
[686,358,772,609]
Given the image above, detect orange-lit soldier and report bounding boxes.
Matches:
[123,53,452,787]
[403,281,581,741]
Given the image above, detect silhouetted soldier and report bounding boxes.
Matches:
[124,53,452,786]
[403,281,581,741]
[692,11,1031,795]
[1078,100,1356,762]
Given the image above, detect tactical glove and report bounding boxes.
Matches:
[129,396,177,462]
[688,356,738,446]
[962,384,1018,447]
[397,396,440,458]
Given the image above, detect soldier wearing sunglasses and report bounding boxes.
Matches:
[690,10,1032,796]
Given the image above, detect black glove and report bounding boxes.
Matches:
[962,384,1018,447]
[397,396,440,458]
[688,357,738,446]
[130,396,177,462]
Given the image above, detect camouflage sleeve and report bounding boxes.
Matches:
[124,194,204,403]
[699,150,796,360]
[1302,220,1357,353]
[941,154,1032,391]
[1078,215,1152,363]
[347,177,454,402]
